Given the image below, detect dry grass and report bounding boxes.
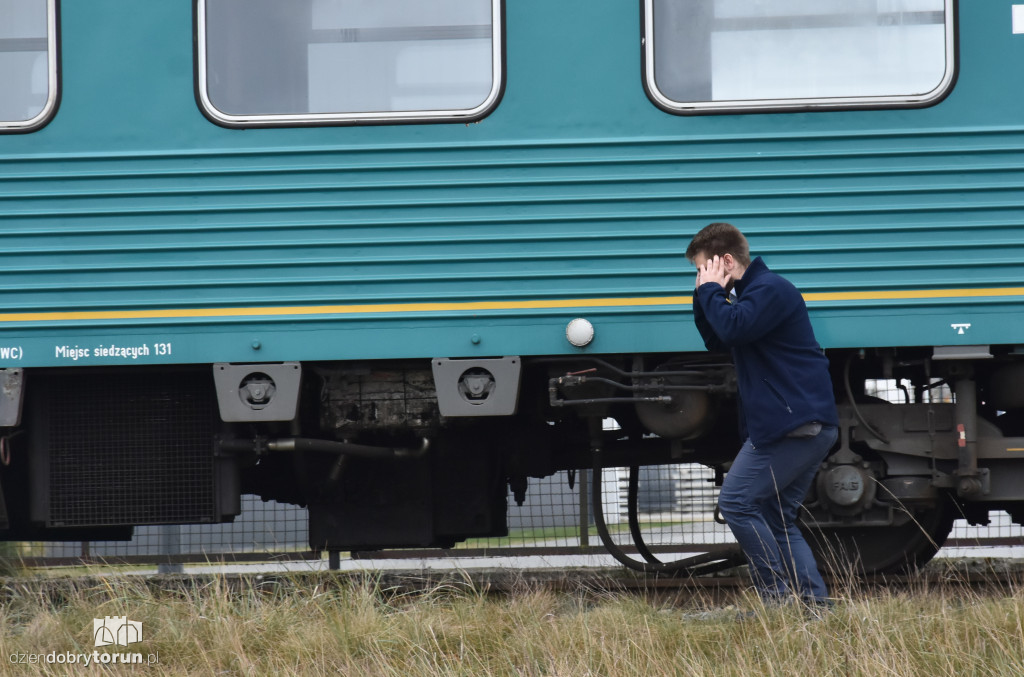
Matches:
[0,569,1022,676]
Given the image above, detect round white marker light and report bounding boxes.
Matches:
[565,318,595,347]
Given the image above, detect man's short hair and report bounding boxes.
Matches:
[685,222,751,267]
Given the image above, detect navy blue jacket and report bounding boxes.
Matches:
[693,257,838,446]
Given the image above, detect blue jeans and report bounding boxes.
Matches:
[718,425,838,603]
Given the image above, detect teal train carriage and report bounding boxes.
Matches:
[1,0,1022,573]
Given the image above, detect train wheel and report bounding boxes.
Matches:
[801,503,955,575]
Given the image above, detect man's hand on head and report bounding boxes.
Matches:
[699,255,731,289]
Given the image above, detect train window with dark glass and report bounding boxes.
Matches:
[196,0,503,127]
[0,0,58,132]
[644,0,955,113]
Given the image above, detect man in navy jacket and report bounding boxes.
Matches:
[686,222,839,606]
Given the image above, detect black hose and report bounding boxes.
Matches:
[590,445,744,575]
[843,353,890,445]
[627,465,662,565]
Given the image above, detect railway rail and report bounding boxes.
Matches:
[3,559,1023,605]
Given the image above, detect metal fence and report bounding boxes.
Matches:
[15,465,731,569]
[28,495,311,565]
[8,383,1024,570]
[11,463,1024,571]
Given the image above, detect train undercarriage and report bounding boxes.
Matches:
[1,345,1022,575]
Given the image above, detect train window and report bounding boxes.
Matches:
[196,0,503,127]
[0,0,59,132]
[644,0,955,113]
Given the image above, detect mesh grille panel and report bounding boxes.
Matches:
[43,370,217,527]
